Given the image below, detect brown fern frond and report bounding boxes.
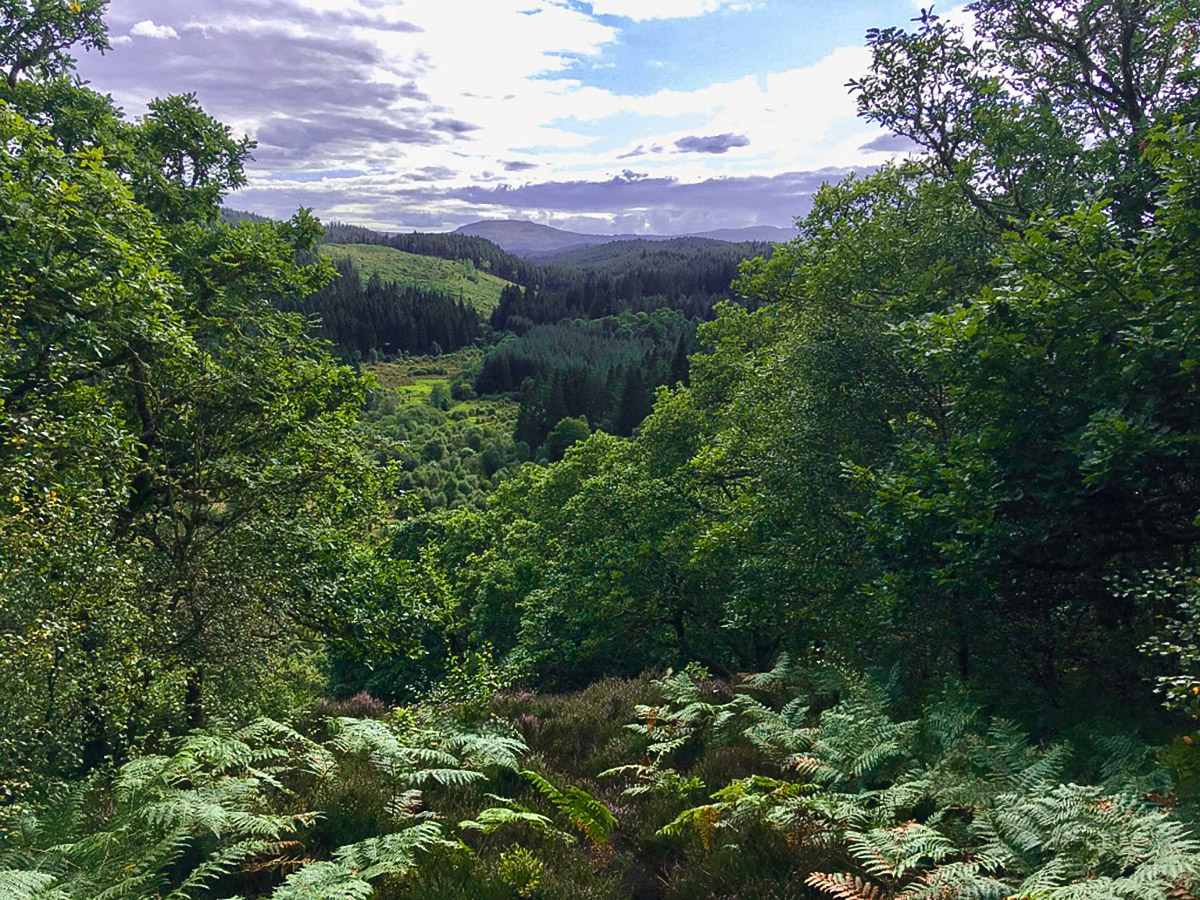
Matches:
[791,755,820,776]
[239,841,312,875]
[807,871,891,900]
[697,805,721,851]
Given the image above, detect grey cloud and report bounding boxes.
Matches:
[503,160,539,172]
[254,113,442,163]
[616,144,664,159]
[403,166,458,182]
[104,0,423,34]
[674,133,750,154]
[441,170,844,222]
[76,0,449,172]
[432,118,482,135]
[859,133,921,153]
[228,167,856,232]
[229,167,852,233]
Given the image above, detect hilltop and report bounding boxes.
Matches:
[319,243,516,315]
[454,218,793,255]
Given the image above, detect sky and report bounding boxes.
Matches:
[76,0,929,235]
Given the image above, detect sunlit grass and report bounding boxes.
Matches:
[321,243,515,314]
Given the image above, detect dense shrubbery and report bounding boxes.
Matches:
[0,73,391,786]
[8,666,1197,899]
[359,389,523,513]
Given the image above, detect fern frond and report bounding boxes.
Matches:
[900,863,1008,900]
[273,862,373,900]
[459,808,568,842]
[449,733,527,772]
[0,871,66,900]
[741,654,791,692]
[164,839,278,899]
[520,771,617,843]
[334,822,455,880]
[848,824,957,880]
[806,871,891,900]
[408,768,487,787]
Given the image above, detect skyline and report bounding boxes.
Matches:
[77,0,934,234]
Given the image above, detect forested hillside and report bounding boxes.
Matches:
[308,227,761,445]
[3,2,1200,899]
[474,310,694,451]
[285,258,485,358]
[490,238,768,329]
[324,222,541,284]
[320,244,515,314]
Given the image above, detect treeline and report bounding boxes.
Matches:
[474,310,694,450]
[321,224,763,333]
[324,221,539,284]
[490,237,766,330]
[284,258,484,358]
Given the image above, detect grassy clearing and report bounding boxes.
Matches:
[365,349,478,389]
[321,243,515,315]
[364,350,513,425]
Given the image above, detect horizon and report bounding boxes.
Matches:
[310,214,795,238]
[79,0,938,234]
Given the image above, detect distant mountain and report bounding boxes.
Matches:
[454,220,793,255]
[541,237,771,271]
[454,220,600,253]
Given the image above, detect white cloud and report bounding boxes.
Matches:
[586,0,757,21]
[79,0,905,231]
[130,20,179,40]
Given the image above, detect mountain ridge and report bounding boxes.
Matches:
[454,219,793,254]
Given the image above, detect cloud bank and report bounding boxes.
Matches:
[75,0,915,233]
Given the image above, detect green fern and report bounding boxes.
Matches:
[0,723,311,900]
[519,770,617,844]
[272,861,373,900]
[0,871,66,900]
[459,804,571,843]
[0,710,531,900]
[632,664,1200,900]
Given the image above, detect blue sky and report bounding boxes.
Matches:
[77,0,928,233]
[557,1,913,95]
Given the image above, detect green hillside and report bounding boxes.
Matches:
[320,243,514,314]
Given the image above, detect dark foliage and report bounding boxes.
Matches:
[283,258,485,358]
[473,310,696,450]
[491,238,768,330]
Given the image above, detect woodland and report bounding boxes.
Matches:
[2,0,1200,898]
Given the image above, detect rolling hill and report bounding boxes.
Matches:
[319,243,516,315]
[454,219,793,255]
